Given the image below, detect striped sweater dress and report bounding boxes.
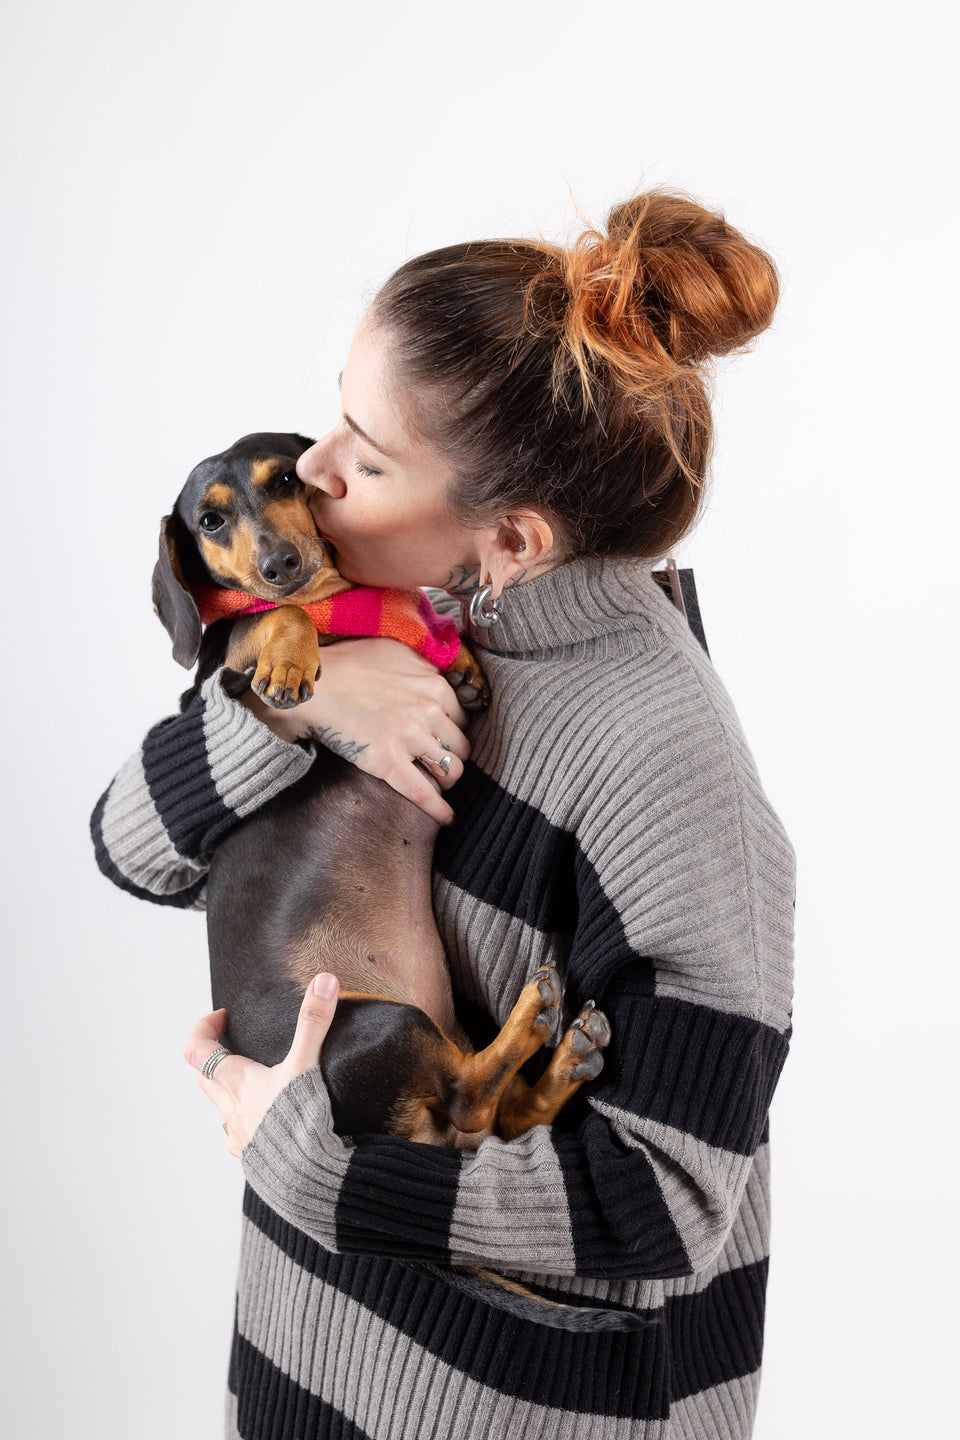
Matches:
[91,555,795,1439]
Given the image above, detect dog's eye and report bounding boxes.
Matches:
[200,512,225,532]
[279,471,303,492]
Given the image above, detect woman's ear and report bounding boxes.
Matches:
[484,511,556,598]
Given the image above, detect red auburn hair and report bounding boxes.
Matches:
[373,189,779,560]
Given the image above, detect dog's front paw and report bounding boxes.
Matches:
[252,654,320,709]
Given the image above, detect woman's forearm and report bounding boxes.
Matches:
[92,638,473,903]
[91,670,315,906]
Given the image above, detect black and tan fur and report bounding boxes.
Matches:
[154,432,612,1150]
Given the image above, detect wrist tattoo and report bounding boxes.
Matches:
[305,726,369,763]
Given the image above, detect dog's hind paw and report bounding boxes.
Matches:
[563,1000,612,1080]
[445,656,491,711]
[533,963,563,1032]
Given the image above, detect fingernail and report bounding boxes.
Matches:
[313,973,338,998]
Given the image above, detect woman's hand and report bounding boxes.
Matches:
[240,637,471,825]
[183,973,340,1158]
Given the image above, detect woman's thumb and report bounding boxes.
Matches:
[283,973,339,1074]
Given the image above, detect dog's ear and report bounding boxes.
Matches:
[152,511,203,669]
[290,434,315,455]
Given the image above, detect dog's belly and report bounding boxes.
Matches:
[205,751,456,1065]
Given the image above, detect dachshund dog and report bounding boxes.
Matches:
[154,433,613,1151]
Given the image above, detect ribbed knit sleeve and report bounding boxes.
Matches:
[241,616,795,1283]
[90,671,315,908]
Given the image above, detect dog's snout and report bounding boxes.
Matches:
[259,543,303,586]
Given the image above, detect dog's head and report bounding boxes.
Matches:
[153,431,342,668]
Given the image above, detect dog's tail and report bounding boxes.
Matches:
[402,1260,654,1333]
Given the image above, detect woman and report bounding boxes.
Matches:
[92,190,795,1439]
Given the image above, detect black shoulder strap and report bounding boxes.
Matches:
[652,561,710,657]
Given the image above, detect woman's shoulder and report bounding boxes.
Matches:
[485,557,743,750]
[478,557,790,846]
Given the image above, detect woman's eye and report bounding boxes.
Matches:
[200,512,225,532]
[354,460,382,478]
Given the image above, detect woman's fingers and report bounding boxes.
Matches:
[282,973,340,1075]
[370,752,455,825]
[183,1007,229,1070]
[414,747,465,793]
[428,708,471,762]
[183,1008,244,1096]
[436,682,470,734]
[242,638,476,822]
[183,985,340,1158]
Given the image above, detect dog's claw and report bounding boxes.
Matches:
[535,965,561,1003]
[527,964,562,1034]
[554,999,612,1084]
[252,654,316,710]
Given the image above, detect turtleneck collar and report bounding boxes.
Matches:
[459,554,667,654]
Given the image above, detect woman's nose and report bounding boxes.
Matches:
[296,436,346,498]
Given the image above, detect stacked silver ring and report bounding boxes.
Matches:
[201,1046,232,1079]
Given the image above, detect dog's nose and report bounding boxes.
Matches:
[258,543,303,586]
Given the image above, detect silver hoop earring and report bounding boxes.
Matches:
[469,584,502,628]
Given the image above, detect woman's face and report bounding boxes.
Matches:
[296,319,484,592]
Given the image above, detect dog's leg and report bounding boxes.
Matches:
[440,965,565,1135]
[223,607,322,707]
[495,1000,612,1141]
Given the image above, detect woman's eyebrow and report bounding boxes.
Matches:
[343,412,395,459]
[337,372,396,459]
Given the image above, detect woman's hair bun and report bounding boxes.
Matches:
[562,190,779,377]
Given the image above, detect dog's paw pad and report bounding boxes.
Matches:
[558,1002,612,1080]
[573,1051,605,1080]
[534,965,562,1008]
[584,1007,611,1047]
[445,666,489,710]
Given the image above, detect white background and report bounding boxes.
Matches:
[1,1,956,1436]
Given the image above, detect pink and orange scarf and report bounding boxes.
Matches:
[192,583,462,672]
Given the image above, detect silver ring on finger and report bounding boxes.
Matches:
[201,1045,232,1079]
[433,736,453,752]
[417,752,453,778]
